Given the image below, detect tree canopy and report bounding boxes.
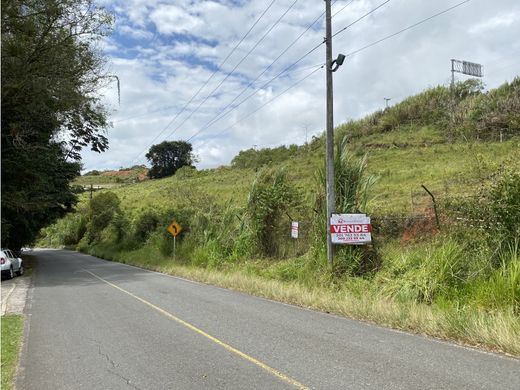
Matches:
[1,0,113,248]
[146,141,195,179]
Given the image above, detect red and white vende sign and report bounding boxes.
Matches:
[330,214,372,245]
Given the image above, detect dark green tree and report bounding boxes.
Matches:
[146,141,195,179]
[1,0,113,248]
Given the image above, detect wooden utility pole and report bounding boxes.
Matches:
[325,0,335,267]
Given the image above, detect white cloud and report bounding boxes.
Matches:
[119,24,154,40]
[150,4,203,35]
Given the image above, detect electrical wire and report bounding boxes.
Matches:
[185,0,359,144]
[183,43,324,143]
[131,0,426,165]
[341,0,473,57]
[160,0,301,143]
[115,0,350,128]
[332,0,391,38]
[188,65,324,149]
[332,0,356,18]
[193,0,476,160]
[131,0,355,165]
[129,0,357,165]
[182,0,383,146]
[128,0,278,165]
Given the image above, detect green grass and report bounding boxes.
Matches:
[70,138,518,218]
[366,140,518,213]
[1,315,24,390]
[351,125,446,147]
[74,175,123,185]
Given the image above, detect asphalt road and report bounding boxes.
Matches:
[18,249,519,389]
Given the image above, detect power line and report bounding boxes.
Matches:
[186,1,347,144]
[114,0,316,123]
[128,0,278,165]
[159,0,301,144]
[182,0,378,145]
[130,0,355,165]
[332,0,356,18]
[332,0,391,38]
[342,0,473,58]
[193,0,475,161]
[183,43,324,144]
[115,1,349,128]
[188,65,323,147]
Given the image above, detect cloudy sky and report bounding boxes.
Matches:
[84,0,520,171]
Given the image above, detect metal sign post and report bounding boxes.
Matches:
[291,221,299,256]
[173,236,176,259]
[167,221,182,259]
[451,59,483,87]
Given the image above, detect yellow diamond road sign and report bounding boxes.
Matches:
[167,221,182,237]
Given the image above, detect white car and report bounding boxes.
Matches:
[1,249,24,279]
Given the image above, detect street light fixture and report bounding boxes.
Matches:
[330,54,346,72]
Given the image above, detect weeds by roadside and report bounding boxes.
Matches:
[1,315,24,390]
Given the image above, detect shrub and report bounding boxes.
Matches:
[314,137,377,227]
[86,192,120,243]
[38,211,87,247]
[489,167,520,239]
[247,166,300,257]
[231,145,301,170]
[134,210,160,243]
[446,156,520,251]
[467,77,520,139]
[62,213,88,246]
[111,212,128,243]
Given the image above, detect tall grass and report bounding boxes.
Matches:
[378,239,466,304]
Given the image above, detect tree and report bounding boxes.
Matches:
[1,0,113,248]
[146,141,195,179]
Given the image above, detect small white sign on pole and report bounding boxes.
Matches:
[291,221,299,239]
[330,214,372,245]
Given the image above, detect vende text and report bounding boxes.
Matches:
[330,224,371,233]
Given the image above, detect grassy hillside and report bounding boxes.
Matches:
[39,78,520,355]
[75,165,149,187]
[74,133,517,216]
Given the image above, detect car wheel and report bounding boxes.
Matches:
[8,266,14,279]
[17,265,24,276]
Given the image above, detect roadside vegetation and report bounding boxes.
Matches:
[1,315,24,390]
[39,78,520,355]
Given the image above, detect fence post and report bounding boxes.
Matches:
[421,184,440,230]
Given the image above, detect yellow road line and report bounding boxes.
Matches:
[84,269,310,390]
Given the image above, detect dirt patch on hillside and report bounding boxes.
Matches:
[101,169,149,181]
